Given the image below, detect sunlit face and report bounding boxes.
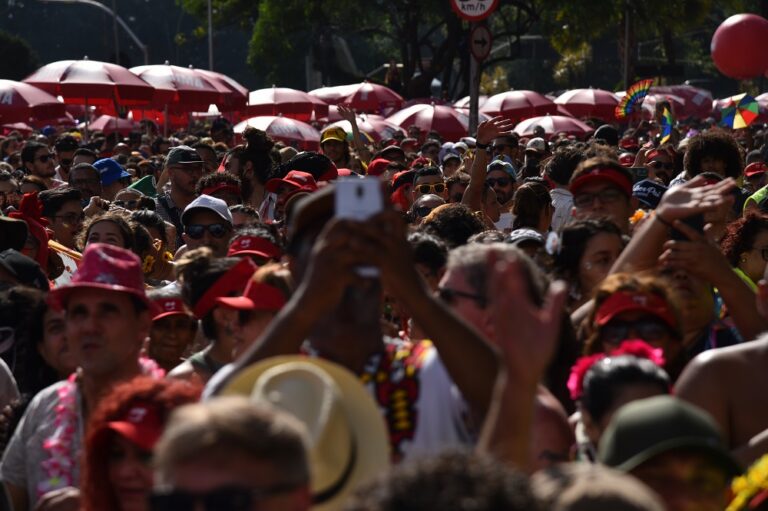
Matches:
[27,147,56,178]
[48,200,84,250]
[87,220,126,248]
[578,232,624,297]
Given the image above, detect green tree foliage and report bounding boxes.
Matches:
[0,31,39,80]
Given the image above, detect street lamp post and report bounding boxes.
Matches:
[207,0,213,70]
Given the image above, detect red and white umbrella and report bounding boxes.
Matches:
[481,90,557,121]
[454,95,488,109]
[195,68,248,111]
[514,115,594,139]
[554,88,619,121]
[326,114,405,142]
[130,63,222,110]
[233,116,320,150]
[247,87,328,121]
[386,104,469,142]
[650,85,712,120]
[0,80,66,123]
[310,81,403,115]
[82,114,139,135]
[25,58,154,106]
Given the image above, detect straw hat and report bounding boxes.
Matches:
[222,356,390,511]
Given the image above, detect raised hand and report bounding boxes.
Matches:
[656,175,736,223]
[337,104,358,124]
[475,116,516,145]
[487,251,568,387]
[658,219,729,282]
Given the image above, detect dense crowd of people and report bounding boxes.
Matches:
[0,104,768,511]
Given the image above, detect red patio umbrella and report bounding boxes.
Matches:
[129,63,222,110]
[247,87,328,121]
[481,90,557,121]
[650,85,712,120]
[453,95,488,109]
[325,114,405,142]
[233,116,320,151]
[514,114,594,139]
[195,68,248,111]
[554,88,619,121]
[24,58,154,106]
[311,81,403,115]
[83,114,139,135]
[386,104,469,142]
[0,80,66,123]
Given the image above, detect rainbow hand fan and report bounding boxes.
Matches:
[615,79,654,119]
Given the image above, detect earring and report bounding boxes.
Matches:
[741,257,747,263]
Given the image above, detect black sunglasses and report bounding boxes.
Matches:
[149,484,298,511]
[36,153,54,163]
[185,223,230,240]
[486,177,512,187]
[600,318,671,346]
[437,286,486,308]
[414,206,434,218]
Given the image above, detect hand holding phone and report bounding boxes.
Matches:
[335,177,383,277]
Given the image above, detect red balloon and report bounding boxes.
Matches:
[711,14,768,79]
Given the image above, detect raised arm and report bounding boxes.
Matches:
[476,253,568,472]
[337,105,370,166]
[462,117,516,213]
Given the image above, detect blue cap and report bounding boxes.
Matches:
[632,179,667,210]
[487,159,518,180]
[94,158,132,186]
[41,125,56,137]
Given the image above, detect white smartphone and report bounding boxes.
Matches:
[335,177,383,277]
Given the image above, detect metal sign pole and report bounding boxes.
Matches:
[469,23,480,136]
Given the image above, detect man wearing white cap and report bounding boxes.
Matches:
[181,194,234,258]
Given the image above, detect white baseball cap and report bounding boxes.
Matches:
[181,194,233,227]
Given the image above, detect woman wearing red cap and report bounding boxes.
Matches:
[583,273,687,380]
[80,377,200,511]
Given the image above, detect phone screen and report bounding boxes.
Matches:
[335,177,383,277]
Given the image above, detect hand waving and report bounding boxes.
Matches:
[656,175,736,223]
[475,116,516,146]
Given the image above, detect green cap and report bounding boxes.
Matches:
[598,395,741,476]
[127,175,157,198]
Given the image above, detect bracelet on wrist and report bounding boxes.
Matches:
[475,142,489,150]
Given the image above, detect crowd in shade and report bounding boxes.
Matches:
[3,101,768,511]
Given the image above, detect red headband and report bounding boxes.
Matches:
[215,281,286,312]
[595,291,677,330]
[201,183,241,197]
[570,167,633,197]
[228,236,282,259]
[192,258,257,318]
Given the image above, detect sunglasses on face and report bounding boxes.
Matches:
[599,318,671,347]
[486,177,512,187]
[648,160,674,170]
[114,199,140,210]
[36,153,54,163]
[185,223,230,240]
[149,484,298,511]
[437,286,486,308]
[573,188,625,208]
[415,183,446,195]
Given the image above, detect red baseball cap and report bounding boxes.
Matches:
[367,158,391,177]
[410,156,432,169]
[151,297,190,321]
[49,243,154,313]
[192,257,257,318]
[215,280,286,312]
[570,167,633,197]
[265,170,318,194]
[619,153,635,167]
[745,162,768,178]
[97,402,164,452]
[595,291,677,330]
[228,235,282,260]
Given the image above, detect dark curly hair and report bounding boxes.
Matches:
[683,130,743,179]
[195,171,241,198]
[81,377,201,511]
[546,145,586,186]
[720,212,768,267]
[345,450,540,511]
[421,203,486,249]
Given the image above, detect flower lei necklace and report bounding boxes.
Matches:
[37,357,165,497]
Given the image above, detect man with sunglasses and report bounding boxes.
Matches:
[39,187,84,250]
[486,160,517,209]
[491,134,521,168]
[181,194,234,258]
[53,135,79,183]
[437,243,574,468]
[411,166,447,201]
[570,157,637,235]
[21,141,60,189]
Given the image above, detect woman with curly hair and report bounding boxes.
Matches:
[80,377,200,511]
[720,212,768,291]
[671,130,744,185]
[77,212,135,253]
